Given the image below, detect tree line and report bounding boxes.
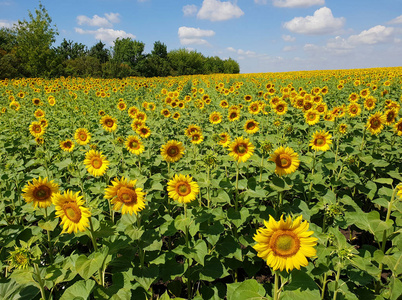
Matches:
[0,4,240,79]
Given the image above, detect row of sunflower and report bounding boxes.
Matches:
[0,67,402,299]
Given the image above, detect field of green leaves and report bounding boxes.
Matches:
[1,67,402,300]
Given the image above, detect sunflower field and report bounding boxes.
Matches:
[1,67,402,300]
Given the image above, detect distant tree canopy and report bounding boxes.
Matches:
[0,5,240,79]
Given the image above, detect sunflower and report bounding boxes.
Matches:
[34,109,45,119]
[136,125,151,139]
[9,101,20,111]
[29,121,45,137]
[244,95,252,102]
[309,130,332,152]
[161,140,185,163]
[7,246,31,270]
[270,146,300,176]
[338,123,348,135]
[273,101,288,116]
[135,112,147,122]
[244,119,259,134]
[125,135,145,155]
[167,174,199,204]
[315,103,327,115]
[22,177,59,208]
[228,110,240,122]
[384,109,397,126]
[346,102,361,118]
[185,124,201,137]
[84,150,110,177]
[218,132,231,147]
[128,106,139,118]
[35,136,44,144]
[190,132,204,144]
[304,110,320,126]
[53,190,91,234]
[248,101,261,115]
[39,119,48,128]
[324,112,335,122]
[117,101,127,111]
[228,136,255,163]
[60,139,75,152]
[366,112,386,135]
[348,93,359,102]
[220,100,229,108]
[172,112,180,120]
[360,88,370,98]
[209,112,222,124]
[131,119,145,131]
[104,177,146,215]
[100,115,117,132]
[32,98,41,105]
[364,97,376,111]
[253,215,317,272]
[74,128,91,145]
[394,119,402,136]
[161,108,171,118]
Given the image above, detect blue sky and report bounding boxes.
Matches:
[1,0,402,73]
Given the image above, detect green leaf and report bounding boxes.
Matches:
[227,279,266,300]
[215,235,242,261]
[132,264,159,290]
[281,270,320,300]
[38,218,59,231]
[199,257,229,281]
[54,158,73,170]
[269,176,291,192]
[0,279,39,300]
[60,279,95,300]
[75,251,106,280]
[192,239,208,266]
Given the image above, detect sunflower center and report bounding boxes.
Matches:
[91,157,103,169]
[79,133,87,141]
[105,120,114,127]
[308,113,316,120]
[177,182,191,196]
[167,146,179,157]
[277,105,284,112]
[33,185,51,201]
[247,122,256,130]
[64,203,82,223]
[15,253,28,265]
[65,141,72,148]
[370,118,380,128]
[270,230,300,257]
[235,144,247,155]
[129,141,139,149]
[276,154,291,168]
[117,187,137,204]
[33,125,42,133]
[314,137,326,146]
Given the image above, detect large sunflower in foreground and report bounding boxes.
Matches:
[22,177,59,208]
[104,177,146,215]
[74,128,91,145]
[228,136,255,163]
[161,140,185,163]
[253,215,317,272]
[167,174,199,204]
[53,190,91,234]
[270,146,300,176]
[366,112,386,135]
[125,135,144,155]
[309,130,332,152]
[84,150,110,177]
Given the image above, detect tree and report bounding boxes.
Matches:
[14,3,58,77]
[88,41,109,64]
[223,58,240,74]
[0,27,17,57]
[56,38,87,61]
[168,48,205,76]
[112,38,145,70]
[151,41,168,59]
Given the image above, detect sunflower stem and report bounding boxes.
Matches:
[273,270,280,300]
[332,262,342,300]
[34,263,48,300]
[235,162,239,212]
[360,127,367,151]
[376,184,400,293]
[206,165,211,208]
[259,154,265,182]
[308,151,317,205]
[44,207,54,264]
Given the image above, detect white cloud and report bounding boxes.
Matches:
[227,46,236,52]
[75,28,135,45]
[388,15,402,24]
[348,25,395,45]
[283,7,345,35]
[282,34,295,42]
[178,26,215,46]
[183,5,198,16]
[283,45,296,51]
[197,0,244,21]
[76,13,120,28]
[254,0,268,4]
[273,0,324,8]
[0,19,14,28]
